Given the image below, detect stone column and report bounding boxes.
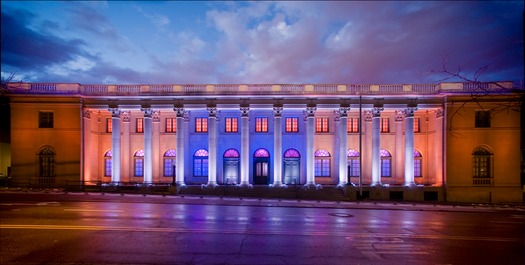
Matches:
[338,106,350,186]
[305,105,316,187]
[109,108,121,183]
[240,106,251,187]
[174,106,186,186]
[272,105,284,187]
[404,107,418,186]
[141,107,153,183]
[207,106,218,187]
[371,107,383,186]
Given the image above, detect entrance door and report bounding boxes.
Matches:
[284,159,300,184]
[254,158,270,185]
[223,159,239,184]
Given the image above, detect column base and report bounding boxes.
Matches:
[270,182,287,188]
[239,182,253,189]
[203,182,219,189]
[404,182,416,187]
[303,183,322,190]
[370,182,382,187]
[175,181,186,187]
[336,181,347,188]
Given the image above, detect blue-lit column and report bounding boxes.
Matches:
[305,105,316,187]
[404,106,417,186]
[141,107,153,183]
[109,108,121,183]
[272,105,283,187]
[207,106,218,186]
[240,106,251,187]
[174,106,185,186]
[338,106,350,186]
[371,107,383,186]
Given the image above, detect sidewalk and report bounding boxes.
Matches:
[1,187,524,213]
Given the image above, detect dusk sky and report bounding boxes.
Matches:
[1,1,523,85]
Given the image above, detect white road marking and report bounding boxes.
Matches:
[63,209,124,213]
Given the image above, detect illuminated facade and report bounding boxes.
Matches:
[5,82,523,203]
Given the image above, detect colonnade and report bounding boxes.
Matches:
[101,104,419,187]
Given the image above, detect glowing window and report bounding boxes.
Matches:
[347,149,360,177]
[163,149,176,177]
[316,118,329,133]
[414,117,420,133]
[284,149,300,158]
[380,118,389,133]
[255,117,268,132]
[104,149,112,177]
[223,148,240,158]
[195,118,208,132]
[134,149,144,177]
[472,147,492,178]
[414,149,422,178]
[380,149,391,177]
[106,118,112,133]
[347,118,359,133]
[166,118,176,133]
[225,117,238,132]
[314,149,330,177]
[285,117,299,132]
[136,118,144,133]
[254,148,270,158]
[193,149,208,177]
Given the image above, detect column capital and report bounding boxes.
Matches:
[83,109,91,119]
[372,107,383,117]
[121,111,131,123]
[339,106,351,117]
[141,107,153,118]
[436,108,444,118]
[108,108,121,118]
[174,107,185,117]
[207,107,218,117]
[404,107,418,117]
[305,106,317,117]
[240,106,250,117]
[273,106,283,117]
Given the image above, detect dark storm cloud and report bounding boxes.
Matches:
[1,7,87,71]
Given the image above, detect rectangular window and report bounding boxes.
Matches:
[381,159,391,177]
[136,118,144,133]
[195,118,208,132]
[285,117,299,132]
[348,159,360,177]
[347,118,359,133]
[413,117,420,133]
[414,159,422,177]
[380,118,389,133]
[104,159,112,177]
[106,118,113,133]
[315,158,330,177]
[134,158,144,177]
[164,159,175,177]
[39,111,54,128]
[225,117,238,132]
[194,158,209,177]
[255,117,268,132]
[316,117,329,133]
[475,110,491,128]
[166,118,176,133]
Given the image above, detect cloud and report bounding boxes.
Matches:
[134,5,170,28]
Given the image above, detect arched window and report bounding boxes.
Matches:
[347,149,360,177]
[414,150,422,178]
[134,149,144,177]
[194,149,208,177]
[472,147,492,178]
[38,146,56,182]
[284,148,300,158]
[314,149,331,177]
[254,148,270,158]
[104,149,112,177]
[380,149,391,177]
[163,149,176,177]
[224,148,240,158]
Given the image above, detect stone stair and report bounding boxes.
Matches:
[177,184,349,201]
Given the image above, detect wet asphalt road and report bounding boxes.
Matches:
[1,192,524,265]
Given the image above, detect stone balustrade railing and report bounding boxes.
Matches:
[6,81,515,95]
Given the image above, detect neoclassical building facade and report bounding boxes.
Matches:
[5,82,523,203]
